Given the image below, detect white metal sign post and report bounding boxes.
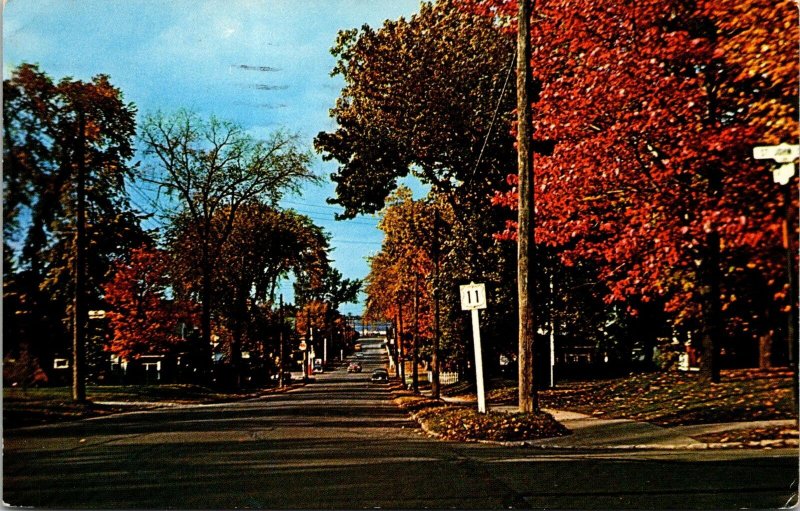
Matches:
[460,282,487,413]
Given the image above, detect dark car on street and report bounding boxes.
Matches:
[370,368,389,383]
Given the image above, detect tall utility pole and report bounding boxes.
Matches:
[782,184,798,406]
[431,207,441,399]
[517,0,537,413]
[412,274,420,393]
[278,295,285,389]
[72,110,87,403]
[305,308,312,381]
[397,301,406,385]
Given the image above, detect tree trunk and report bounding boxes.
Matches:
[759,332,773,370]
[229,282,248,389]
[517,0,537,413]
[699,229,721,383]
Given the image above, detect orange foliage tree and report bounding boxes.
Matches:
[103,246,199,360]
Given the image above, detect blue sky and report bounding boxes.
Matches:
[3,0,427,315]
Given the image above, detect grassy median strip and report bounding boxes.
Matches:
[415,406,570,442]
[392,386,570,442]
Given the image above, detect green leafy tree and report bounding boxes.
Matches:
[315,0,516,222]
[169,203,333,384]
[140,110,317,380]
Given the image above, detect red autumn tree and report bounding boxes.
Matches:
[470,0,798,380]
[103,246,199,360]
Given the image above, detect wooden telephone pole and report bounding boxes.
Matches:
[278,295,285,389]
[431,207,441,399]
[517,0,537,413]
[72,110,87,403]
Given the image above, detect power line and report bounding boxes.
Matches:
[331,239,382,246]
[281,199,344,210]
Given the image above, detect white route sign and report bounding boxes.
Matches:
[460,283,487,311]
[753,143,800,163]
[459,282,488,413]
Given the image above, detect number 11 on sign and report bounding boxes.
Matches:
[460,283,487,413]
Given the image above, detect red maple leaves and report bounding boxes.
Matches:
[103,246,199,360]
[472,0,798,321]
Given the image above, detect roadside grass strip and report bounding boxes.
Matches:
[414,406,570,442]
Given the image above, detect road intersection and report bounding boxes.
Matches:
[4,338,797,508]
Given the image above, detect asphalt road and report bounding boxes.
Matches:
[4,338,798,509]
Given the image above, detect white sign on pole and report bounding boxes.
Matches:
[460,283,487,310]
[753,143,800,163]
[470,308,487,413]
[773,162,796,185]
[460,282,487,413]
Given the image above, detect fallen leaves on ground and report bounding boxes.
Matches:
[415,407,570,442]
[692,427,799,444]
[479,368,796,427]
[390,385,446,413]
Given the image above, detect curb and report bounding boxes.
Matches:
[406,408,800,451]
[7,383,306,432]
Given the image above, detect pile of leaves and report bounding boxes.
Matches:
[415,406,570,442]
[536,369,796,426]
[486,385,517,405]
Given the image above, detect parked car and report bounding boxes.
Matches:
[270,372,292,384]
[347,362,362,373]
[370,368,389,383]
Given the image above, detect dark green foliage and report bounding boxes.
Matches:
[3,64,147,375]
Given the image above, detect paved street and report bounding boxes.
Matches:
[4,339,798,509]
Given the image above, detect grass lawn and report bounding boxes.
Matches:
[3,384,266,429]
[485,368,797,426]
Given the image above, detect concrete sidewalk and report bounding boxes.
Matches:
[437,395,797,450]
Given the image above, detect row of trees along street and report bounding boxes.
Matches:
[2,0,798,407]
[3,66,361,398]
[316,0,799,406]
